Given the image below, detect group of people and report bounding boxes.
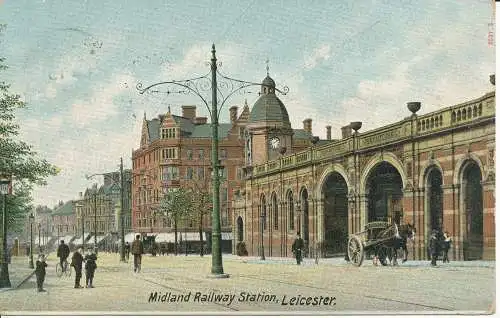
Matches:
[428,230,452,266]
[34,240,99,292]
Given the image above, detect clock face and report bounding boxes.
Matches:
[270,137,280,149]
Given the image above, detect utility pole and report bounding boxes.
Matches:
[120,157,126,262]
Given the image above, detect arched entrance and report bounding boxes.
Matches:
[322,172,348,256]
[462,163,483,260]
[427,168,443,232]
[300,188,309,254]
[366,162,403,224]
[237,216,243,242]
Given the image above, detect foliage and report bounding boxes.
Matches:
[160,188,194,223]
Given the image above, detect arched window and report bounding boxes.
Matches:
[272,194,278,230]
[287,191,294,231]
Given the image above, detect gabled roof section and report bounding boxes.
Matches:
[52,201,75,216]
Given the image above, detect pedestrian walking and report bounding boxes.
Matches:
[35,254,47,292]
[443,231,452,263]
[84,248,97,288]
[71,247,84,288]
[428,229,439,266]
[124,242,130,261]
[131,234,144,273]
[292,233,305,265]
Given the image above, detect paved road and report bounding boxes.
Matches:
[0,253,495,314]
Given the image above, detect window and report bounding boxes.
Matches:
[197,167,204,180]
[236,168,242,180]
[187,149,193,160]
[220,149,227,159]
[199,149,204,160]
[186,167,193,180]
[220,167,227,179]
[163,166,179,180]
[162,148,178,160]
[161,128,177,139]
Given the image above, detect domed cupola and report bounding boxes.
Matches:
[248,74,291,127]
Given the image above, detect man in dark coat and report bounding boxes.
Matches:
[428,229,439,266]
[131,234,144,273]
[35,254,47,292]
[84,249,98,288]
[71,247,84,288]
[292,233,305,265]
[124,242,130,261]
[56,240,70,272]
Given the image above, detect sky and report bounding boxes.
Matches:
[0,0,496,208]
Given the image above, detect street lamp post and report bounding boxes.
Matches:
[0,177,11,287]
[119,157,126,262]
[93,192,97,252]
[29,213,34,269]
[137,44,288,277]
[260,208,265,261]
[38,223,41,251]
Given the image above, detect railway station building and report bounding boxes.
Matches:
[232,74,495,261]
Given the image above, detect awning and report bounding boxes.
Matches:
[115,232,139,245]
[221,232,233,240]
[87,236,107,244]
[72,233,91,245]
[60,235,75,244]
[178,232,206,241]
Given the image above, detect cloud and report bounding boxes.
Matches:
[304,44,331,70]
[69,73,137,128]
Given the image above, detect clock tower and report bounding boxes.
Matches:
[246,73,293,166]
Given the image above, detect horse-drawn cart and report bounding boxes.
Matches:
[347,221,401,266]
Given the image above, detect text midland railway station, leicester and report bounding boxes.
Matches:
[148,291,336,307]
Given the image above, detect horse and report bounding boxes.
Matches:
[378,223,416,266]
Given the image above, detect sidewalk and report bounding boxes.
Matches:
[0,256,36,292]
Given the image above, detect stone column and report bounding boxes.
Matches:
[316,197,324,257]
[481,179,495,260]
[359,194,369,233]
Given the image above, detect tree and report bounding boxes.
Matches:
[0,24,59,249]
[188,179,212,256]
[159,188,193,255]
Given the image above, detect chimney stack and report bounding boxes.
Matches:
[326,125,332,140]
[181,105,196,120]
[230,106,238,124]
[341,125,352,139]
[303,118,312,134]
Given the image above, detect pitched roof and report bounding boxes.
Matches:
[52,201,75,216]
[190,123,233,139]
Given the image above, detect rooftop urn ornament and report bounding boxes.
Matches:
[310,136,320,145]
[279,146,287,155]
[350,121,362,132]
[407,102,421,115]
[490,74,495,86]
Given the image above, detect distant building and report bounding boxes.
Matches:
[51,200,77,240]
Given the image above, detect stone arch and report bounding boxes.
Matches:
[298,186,310,252]
[453,153,485,186]
[320,169,349,256]
[270,191,278,231]
[419,159,445,187]
[285,189,295,232]
[315,164,351,200]
[455,156,485,260]
[360,152,406,195]
[236,216,243,242]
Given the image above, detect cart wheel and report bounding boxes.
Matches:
[348,236,364,266]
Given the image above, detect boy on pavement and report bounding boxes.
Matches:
[35,254,47,292]
[84,248,98,288]
[56,240,70,272]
